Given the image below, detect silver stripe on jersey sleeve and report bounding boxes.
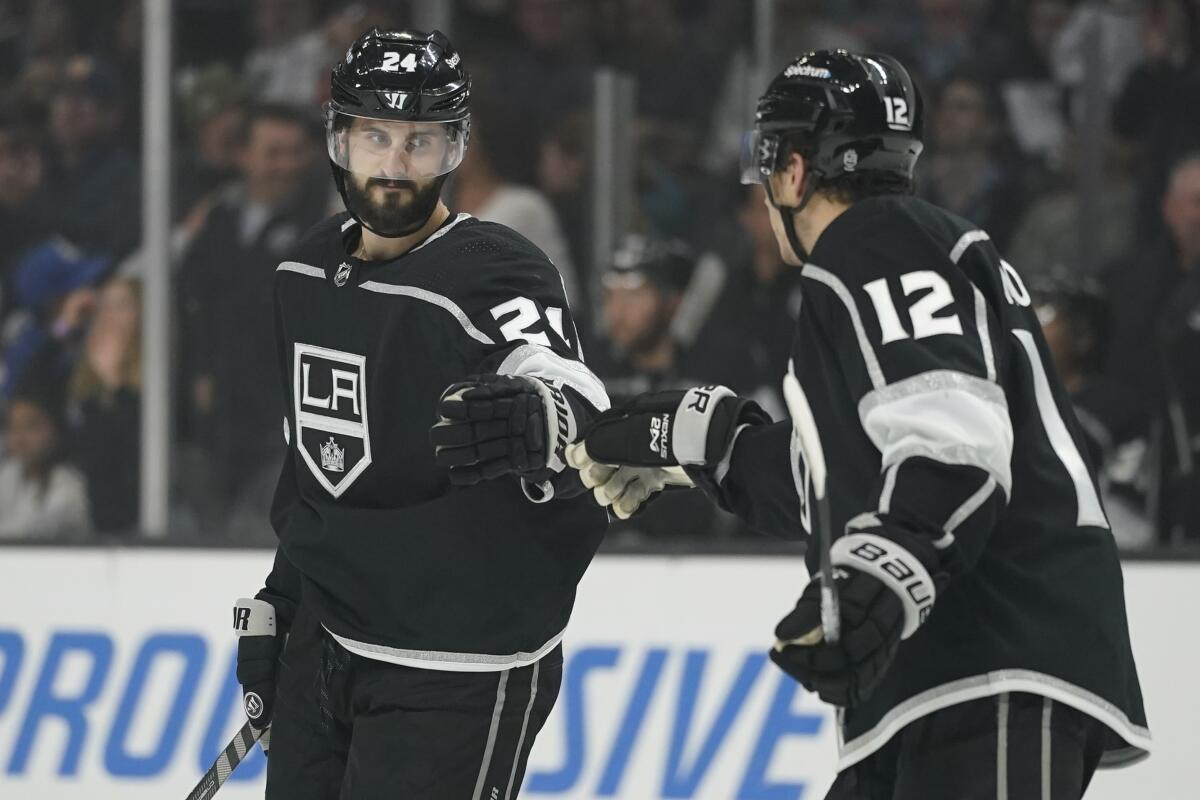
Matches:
[801,263,886,389]
[277,261,326,278]
[858,369,1014,496]
[949,229,991,264]
[358,282,496,344]
[495,344,611,413]
[943,476,999,536]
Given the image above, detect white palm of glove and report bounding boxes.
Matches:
[565,442,694,519]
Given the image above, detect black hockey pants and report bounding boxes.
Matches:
[265,604,561,799]
[826,692,1108,800]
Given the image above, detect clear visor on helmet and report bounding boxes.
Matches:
[326,108,468,181]
[739,129,780,186]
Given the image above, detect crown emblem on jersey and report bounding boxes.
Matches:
[335,262,353,287]
[320,437,345,472]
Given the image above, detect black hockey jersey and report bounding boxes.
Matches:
[262,212,609,670]
[713,196,1150,770]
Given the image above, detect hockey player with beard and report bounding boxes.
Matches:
[228,28,609,798]
[568,51,1150,798]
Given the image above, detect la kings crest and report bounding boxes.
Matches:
[294,343,371,498]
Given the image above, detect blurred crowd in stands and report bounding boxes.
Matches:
[0,0,1198,551]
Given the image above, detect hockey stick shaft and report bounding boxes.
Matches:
[782,372,841,644]
[185,721,265,800]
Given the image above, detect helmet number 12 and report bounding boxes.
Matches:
[381,51,419,73]
[883,97,911,130]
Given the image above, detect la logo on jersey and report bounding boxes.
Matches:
[294,343,371,498]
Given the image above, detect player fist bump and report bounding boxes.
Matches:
[770,527,945,707]
[568,386,769,517]
[233,596,289,744]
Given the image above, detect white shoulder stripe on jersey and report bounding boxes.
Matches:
[412,212,473,254]
[358,281,495,344]
[340,217,357,232]
[277,261,325,278]
[801,263,885,389]
[950,229,991,263]
[858,369,1014,495]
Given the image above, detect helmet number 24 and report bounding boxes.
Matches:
[381,51,418,73]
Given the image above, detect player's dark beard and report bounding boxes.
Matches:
[344,173,447,238]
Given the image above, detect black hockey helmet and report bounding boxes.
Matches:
[741,50,923,189]
[602,233,695,295]
[326,28,471,237]
[740,50,923,259]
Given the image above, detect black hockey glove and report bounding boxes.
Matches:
[233,596,289,747]
[770,528,945,708]
[432,374,563,485]
[580,386,768,470]
[567,386,768,517]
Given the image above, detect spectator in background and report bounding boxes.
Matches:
[243,0,336,107]
[591,233,754,399]
[0,114,49,322]
[0,389,89,538]
[616,0,723,236]
[176,103,324,529]
[887,0,1002,85]
[918,70,1025,250]
[1033,276,1154,551]
[537,112,592,295]
[1008,133,1138,282]
[43,55,140,259]
[454,106,581,304]
[68,276,141,534]
[996,0,1073,169]
[1105,153,1200,543]
[491,0,593,134]
[590,233,746,540]
[176,64,249,217]
[2,242,107,399]
[693,185,802,421]
[1112,0,1200,243]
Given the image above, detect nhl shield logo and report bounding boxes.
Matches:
[293,343,371,498]
[334,262,353,287]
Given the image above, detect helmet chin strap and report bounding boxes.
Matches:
[763,170,822,264]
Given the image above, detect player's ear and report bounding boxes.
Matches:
[769,151,807,206]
